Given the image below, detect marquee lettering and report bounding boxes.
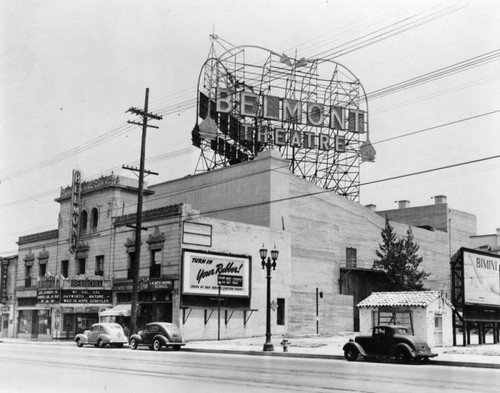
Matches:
[216,88,365,133]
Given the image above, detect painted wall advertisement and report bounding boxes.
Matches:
[182,250,250,297]
[463,250,500,307]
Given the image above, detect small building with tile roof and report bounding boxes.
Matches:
[357,291,453,347]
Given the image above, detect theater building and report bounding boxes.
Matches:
[11,150,480,341]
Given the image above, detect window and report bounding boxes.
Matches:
[91,208,99,231]
[61,260,69,278]
[374,327,386,336]
[277,298,285,325]
[346,247,357,268]
[128,252,136,280]
[77,258,86,275]
[80,210,88,235]
[39,263,47,277]
[25,265,32,287]
[95,255,104,276]
[150,250,161,278]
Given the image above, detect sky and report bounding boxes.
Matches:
[1,0,499,256]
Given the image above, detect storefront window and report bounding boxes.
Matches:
[38,310,50,335]
[18,310,33,334]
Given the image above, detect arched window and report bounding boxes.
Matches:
[91,208,99,231]
[80,210,88,235]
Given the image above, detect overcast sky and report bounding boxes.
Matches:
[1,0,499,255]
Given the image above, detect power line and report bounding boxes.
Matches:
[371,109,500,144]
[0,5,476,182]
[361,155,500,187]
[1,106,499,212]
[3,153,499,254]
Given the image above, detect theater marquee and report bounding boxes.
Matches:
[182,250,251,298]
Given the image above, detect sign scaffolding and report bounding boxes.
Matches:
[192,35,375,201]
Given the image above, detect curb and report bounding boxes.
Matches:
[2,339,499,369]
[182,347,500,369]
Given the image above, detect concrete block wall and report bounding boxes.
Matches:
[144,150,467,334]
[177,216,291,341]
[147,152,276,228]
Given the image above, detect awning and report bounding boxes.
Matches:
[99,304,131,317]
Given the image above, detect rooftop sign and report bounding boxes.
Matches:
[192,38,375,201]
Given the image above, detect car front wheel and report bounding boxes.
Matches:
[129,338,138,350]
[97,339,105,349]
[152,339,162,351]
[344,347,358,361]
[76,339,83,348]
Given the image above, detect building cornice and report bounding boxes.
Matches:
[18,230,59,245]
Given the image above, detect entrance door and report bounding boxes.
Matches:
[31,312,38,339]
[434,315,443,346]
[1,315,7,337]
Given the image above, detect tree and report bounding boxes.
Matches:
[373,217,430,291]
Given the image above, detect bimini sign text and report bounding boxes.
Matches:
[215,89,365,151]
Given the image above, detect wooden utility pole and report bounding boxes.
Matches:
[124,88,162,335]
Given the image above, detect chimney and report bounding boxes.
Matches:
[434,195,447,204]
[398,200,410,209]
[365,204,377,212]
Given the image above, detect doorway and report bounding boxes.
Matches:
[434,315,443,346]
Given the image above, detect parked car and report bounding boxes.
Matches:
[129,322,185,351]
[75,322,128,348]
[342,325,437,363]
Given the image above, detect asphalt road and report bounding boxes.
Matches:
[0,342,498,393]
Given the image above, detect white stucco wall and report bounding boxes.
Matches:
[358,296,453,347]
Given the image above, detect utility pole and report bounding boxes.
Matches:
[124,88,162,335]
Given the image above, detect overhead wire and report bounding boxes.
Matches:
[1,3,497,245]
[0,3,475,183]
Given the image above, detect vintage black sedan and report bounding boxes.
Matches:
[129,322,185,351]
[343,325,437,363]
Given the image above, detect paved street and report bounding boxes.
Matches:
[0,342,498,393]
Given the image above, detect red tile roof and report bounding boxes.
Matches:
[357,291,442,308]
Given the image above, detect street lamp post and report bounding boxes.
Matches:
[260,245,279,352]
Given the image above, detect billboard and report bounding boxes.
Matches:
[463,250,500,307]
[182,250,251,298]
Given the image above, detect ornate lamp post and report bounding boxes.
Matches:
[260,245,279,352]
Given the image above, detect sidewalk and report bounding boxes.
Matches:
[184,334,500,369]
[2,334,500,369]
